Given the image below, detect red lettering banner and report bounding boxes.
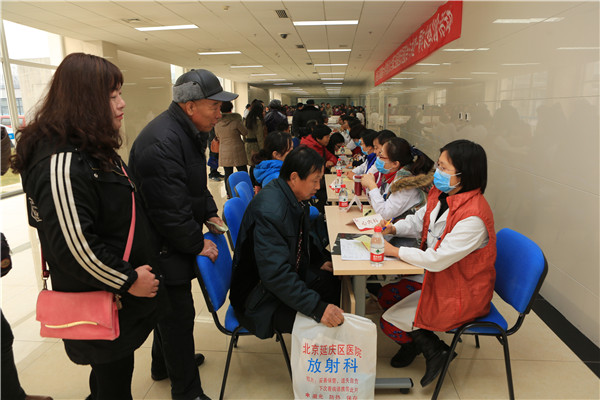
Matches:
[374,0,463,86]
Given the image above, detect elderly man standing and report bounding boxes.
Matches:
[129,69,237,400]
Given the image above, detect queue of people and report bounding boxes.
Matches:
[6,52,496,399]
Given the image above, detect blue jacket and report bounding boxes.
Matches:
[253,159,283,187]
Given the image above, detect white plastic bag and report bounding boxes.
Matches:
[291,313,377,400]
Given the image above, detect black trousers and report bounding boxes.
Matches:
[1,310,26,400]
[272,269,341,334]
[88,353,135,400]
[224,165,248,198]
[151,282,203,400]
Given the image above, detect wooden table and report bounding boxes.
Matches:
[324,206,423,316]
[324,174,369,204]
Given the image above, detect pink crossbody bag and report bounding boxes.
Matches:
[36,165,136,341]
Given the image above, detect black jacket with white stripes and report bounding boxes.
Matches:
[21,141,161,365]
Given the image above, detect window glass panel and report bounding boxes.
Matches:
[4,20,62,66]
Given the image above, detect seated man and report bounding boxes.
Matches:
[230,146,344,339]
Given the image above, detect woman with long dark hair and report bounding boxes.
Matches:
[244,100,266,166]
[12,53,161,400]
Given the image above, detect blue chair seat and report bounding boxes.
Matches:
[224,305,248,333]
[451,302,508,335]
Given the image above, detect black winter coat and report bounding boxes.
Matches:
[264,109,287,134]
[129,102,219,285]
[291,105,324,135]
[229,178,328,339]
[21,142,161,365]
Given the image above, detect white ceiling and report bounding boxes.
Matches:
[1,1,597,98]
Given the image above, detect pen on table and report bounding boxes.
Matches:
[382,219,393,232]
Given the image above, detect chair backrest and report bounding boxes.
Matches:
[223,196,246,247]
[234,181,253,206]
[195,232,232,314]
[494,228,548,315]
[228,171,253,198]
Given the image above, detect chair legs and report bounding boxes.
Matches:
[275,331,293,380]
[431,324,515,400]
[220,329,242,400]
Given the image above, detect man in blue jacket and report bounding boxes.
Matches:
[230,146,344,339]
[129,69,237,400]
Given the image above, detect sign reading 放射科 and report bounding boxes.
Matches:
[374,0,463,86]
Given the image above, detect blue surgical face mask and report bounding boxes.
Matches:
[433,168,460,193]
[375,157,390,174]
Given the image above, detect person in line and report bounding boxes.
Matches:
[300,124,337,168]
[13,53,161,400]
[230,146,344,339]
[242,103,251,119]
[2,130,53,400]
[244,100,266,167]
[214,101,248,198]
[129,69,235,400]
[361,137,433,221]
[346,129,379,179]
[264,99,288,134]
[252,131,293,188]
[377,139,496,388]
[292,99,323,137]
[207,128,225,182]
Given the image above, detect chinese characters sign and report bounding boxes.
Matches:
[374,0,463,86]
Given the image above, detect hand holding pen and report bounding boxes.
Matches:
[379,218,396,235]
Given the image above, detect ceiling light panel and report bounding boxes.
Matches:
[198,51,241,55]
[135,24,197,31]
[307,49,352,52]
[293,20,358,26]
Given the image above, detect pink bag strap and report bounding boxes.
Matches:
[40,163,136,283]
[121,164,136,263]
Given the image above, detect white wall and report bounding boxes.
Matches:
[367,1,599,345]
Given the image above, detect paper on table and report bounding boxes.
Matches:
[340,238,396,261]
[340,239,370,260]
[353,213,383,231]
[355,235,372,251]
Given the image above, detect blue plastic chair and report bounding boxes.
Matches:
[432,228,548,400]
[222,196,246,249]
[234,181,253,206]
[195,232,292,400]
[227,171,253,199]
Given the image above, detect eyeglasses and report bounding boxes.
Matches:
[434,162,459,175]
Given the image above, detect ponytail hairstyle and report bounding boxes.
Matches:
[252,130,293,164]
[245,100,264,130]
[385,137,434,176]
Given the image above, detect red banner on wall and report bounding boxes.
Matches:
[374,1,463,86]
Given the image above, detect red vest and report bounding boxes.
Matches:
[414,187,496,332]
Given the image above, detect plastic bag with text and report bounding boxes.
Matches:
[291,313,376,400]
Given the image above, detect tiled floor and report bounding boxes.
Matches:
[2,178,599,399]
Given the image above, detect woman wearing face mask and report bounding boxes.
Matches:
[360,137,434,221]
[347,129,378,179]
[374,140,496,389]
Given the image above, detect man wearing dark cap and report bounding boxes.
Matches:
[292,99,324,138]
[129,69,238,400]
[264,99,287,134]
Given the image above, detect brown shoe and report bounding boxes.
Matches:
[25,396,53,400]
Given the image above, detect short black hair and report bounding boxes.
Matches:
[440,139,488,194]
[220,101,234,113]
[348,123,365,140]
[280,145,325,180]
[360,129,378,147]
[311,124,332,140]
[376,130,396,145]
